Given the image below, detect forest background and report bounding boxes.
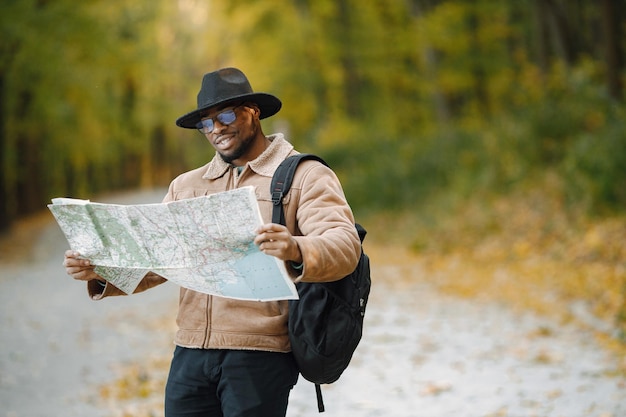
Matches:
[1,1,625,345]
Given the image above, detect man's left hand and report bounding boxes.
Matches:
[254,223,302,264]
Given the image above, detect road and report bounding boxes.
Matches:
[0,188,624,417]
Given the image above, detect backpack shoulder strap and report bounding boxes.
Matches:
[270,154,329,225]
[270,153,332,413]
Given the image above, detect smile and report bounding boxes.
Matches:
[215,135,234,147]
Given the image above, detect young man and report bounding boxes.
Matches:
[63,67,360,417]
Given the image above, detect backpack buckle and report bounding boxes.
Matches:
[271,191,284,205]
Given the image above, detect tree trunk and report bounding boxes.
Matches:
[533,0,551,75]
[467,7,489,117]
[410,0,451,123]
[545,0,576,65]
[337,0,361,118]
[0,73,9,233]
[600,0,623,101]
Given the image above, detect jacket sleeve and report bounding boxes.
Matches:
[288,162,361,283]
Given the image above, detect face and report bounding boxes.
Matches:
[199,103,262,165]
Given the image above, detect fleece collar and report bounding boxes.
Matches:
[201,133,295,180]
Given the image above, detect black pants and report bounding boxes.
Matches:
[165,346,299,417]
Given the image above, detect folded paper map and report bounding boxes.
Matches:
[48,186,298,301]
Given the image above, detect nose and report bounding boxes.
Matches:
[212,119,227,133]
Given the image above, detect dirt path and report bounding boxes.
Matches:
[0,189,624,417]
[289,276,625,416]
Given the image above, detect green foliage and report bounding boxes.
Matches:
[563,104,626,213]
[1,0,624,231]
[0,0,210,227]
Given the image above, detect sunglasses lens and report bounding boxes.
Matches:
[197,119,214,132]
[217,109,237,125]
[196,108,238,133]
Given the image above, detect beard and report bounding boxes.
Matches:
[217,126,258,164]
[218,140,252,164]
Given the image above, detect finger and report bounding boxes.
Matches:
[254,233,273,246]
[66,266,97,281]
[65,264,95,274]
[63,257,91,268]
[257,223,287,234]
[259,239,290,258]
[72,271,95,281]
[255,234,282,247]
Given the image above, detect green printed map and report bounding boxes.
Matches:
[48,187,298,301]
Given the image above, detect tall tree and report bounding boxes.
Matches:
[601,0,624,100]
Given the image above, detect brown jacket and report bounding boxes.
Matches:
[89,134,360,352]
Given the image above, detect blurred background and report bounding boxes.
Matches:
[1,0,625,341]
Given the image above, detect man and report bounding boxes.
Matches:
[63,67,361,417]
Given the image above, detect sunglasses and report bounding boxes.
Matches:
[196,105,242,134]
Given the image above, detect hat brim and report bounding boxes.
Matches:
[175,93,282,129]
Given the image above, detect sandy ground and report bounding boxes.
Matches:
[0,189,624,417]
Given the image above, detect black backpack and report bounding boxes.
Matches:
[270,154,371,412]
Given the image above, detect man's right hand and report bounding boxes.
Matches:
[63,250,102,282]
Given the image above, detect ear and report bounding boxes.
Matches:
[245,103,261,118]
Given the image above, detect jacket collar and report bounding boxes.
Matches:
[201,133,295,180]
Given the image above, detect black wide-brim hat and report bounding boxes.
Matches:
[175,67,282,129]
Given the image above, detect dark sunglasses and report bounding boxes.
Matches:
[196,105,242,134]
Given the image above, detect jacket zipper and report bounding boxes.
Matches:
[204,294,212,348]
[203,167,237,348]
